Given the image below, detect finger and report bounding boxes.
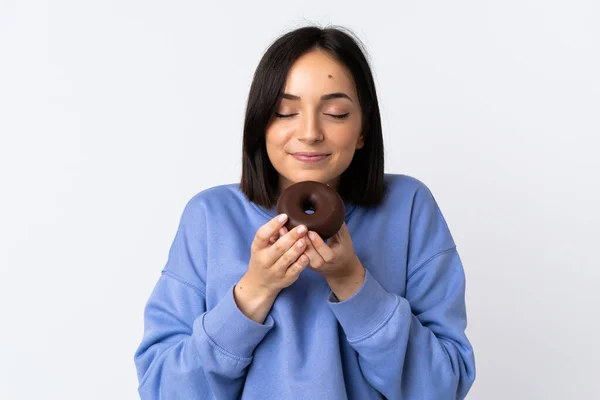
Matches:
[274,234,308,273]
[308,231,336,263]
[284,253,309,279]
[302,234,326,269]
[271,227,289,245]
[252,214,289,251]
[279,226,288,238]
[267,224,307,265]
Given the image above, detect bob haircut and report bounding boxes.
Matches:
[240,25,387,210]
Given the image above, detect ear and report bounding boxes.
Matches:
[356,134,365,150]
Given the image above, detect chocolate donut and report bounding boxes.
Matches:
[276,181,345,240]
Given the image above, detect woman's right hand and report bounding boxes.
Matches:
[246,213,309,295]
[234,214,308,323]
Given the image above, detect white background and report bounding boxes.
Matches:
[1,1,598,399]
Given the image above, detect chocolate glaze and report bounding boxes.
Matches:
[276,181,345,240]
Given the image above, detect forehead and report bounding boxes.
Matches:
[283,49,357,97]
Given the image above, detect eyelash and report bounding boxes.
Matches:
[275,112,349,120]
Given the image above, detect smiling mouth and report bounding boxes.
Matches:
[291,154,330,162]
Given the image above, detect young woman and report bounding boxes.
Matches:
[134,26,476,399]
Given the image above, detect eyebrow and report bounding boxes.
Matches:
[281,92,353,102]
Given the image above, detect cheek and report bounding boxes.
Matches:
[265,129,283,151]
[329,125,362,149]
[265,128,293,165]
[266,124,292,143]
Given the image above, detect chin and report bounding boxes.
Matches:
[285,174,338,189]
[292,172,328,182]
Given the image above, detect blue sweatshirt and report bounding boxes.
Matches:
[134,173,476,399]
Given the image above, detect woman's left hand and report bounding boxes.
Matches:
[279,222,365,292]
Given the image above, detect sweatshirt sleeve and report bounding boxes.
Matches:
[327,183,476,400]
[133,196,274,399]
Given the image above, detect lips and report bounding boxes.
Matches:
[292,152,330,157]
[291,153,330,162]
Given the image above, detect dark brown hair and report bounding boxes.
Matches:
[240,25,386,209]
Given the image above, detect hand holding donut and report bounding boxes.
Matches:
[275,181,365,291]
[278,222,363,283]
[234,213,310,323]
[308,223,366,301]
[245,213,309,295]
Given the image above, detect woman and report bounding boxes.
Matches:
[134,26,476,399]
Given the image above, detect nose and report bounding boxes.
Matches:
[296,112,323,143]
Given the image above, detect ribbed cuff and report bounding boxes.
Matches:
[202,285,274,359]
[328,269,399,341]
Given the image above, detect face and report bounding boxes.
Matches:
[265,48,364,194]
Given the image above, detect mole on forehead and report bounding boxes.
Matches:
[328,74,333,78]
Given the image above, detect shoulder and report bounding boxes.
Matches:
[383,173,438,207]
[178,182,246,223]
[187,182,241,206]
[384,173,429,193]
[386,174,456,251]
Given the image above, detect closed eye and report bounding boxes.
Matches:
[274,112,350,119]
[274,112,298,118]
[325,113,349,119]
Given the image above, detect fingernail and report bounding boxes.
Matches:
[309,232,316,240]
[278,214,287,222]
[297,225,306,234]
[297,240,304,248]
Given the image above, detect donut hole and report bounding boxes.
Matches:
[302,199,316,215]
